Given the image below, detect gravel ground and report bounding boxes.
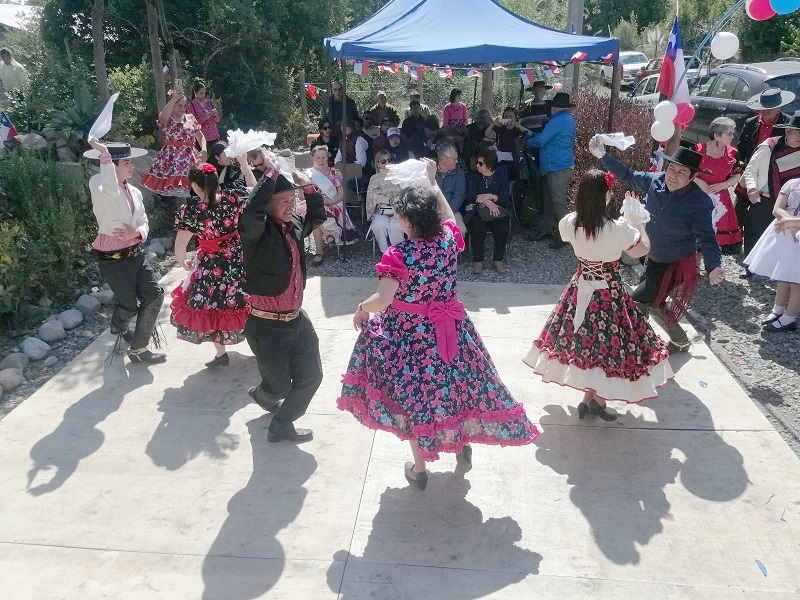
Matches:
[2,228,798,457]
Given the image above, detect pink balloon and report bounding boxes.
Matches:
[747,0,777,20]
[674,103,695,125]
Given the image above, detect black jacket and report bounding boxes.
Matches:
[737,112,788,165]
[239,176,326,297]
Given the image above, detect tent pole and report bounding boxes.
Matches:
[471,74,479,116]
[607,60,621,131]
[341,58,348,263]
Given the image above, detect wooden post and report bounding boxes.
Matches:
[607,60,621,131]
[340,59,349,263]
[145,0,166,111]
[481,64,494,109]
[299,69,308,122]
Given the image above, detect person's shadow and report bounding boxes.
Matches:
[202,417,318,600]
[145,357,252,471]
[26,361,154,496]
[535,382,747,565]
[327,470,542,598]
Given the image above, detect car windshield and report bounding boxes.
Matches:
[622,53,647,65]
[767,75,800,114]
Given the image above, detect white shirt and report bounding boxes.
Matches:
[90,162,149,241]
[0,60,29,92]
[334,136,368,167]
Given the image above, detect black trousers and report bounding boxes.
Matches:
[740,195,776,257]
[244,311,322,424]
[98,254,164,349]
[468,216,511,262]
[630,258,672,305]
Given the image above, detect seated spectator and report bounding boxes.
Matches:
[310,119,337,165]
[366,150,405,252]
[308,146,358,264]
[404,90,431,119]
[387,127,415,163]
[402,100,427,157]
[435,142,467,235]
[464,148,511,274]
[361,111,381,139]
[373,116,394,153]
[334,119,369,167]
[369,91,400,126]
[443,88,469,127]
[247,147,266,180]
[423,115,441,155]
[464,108,496,171]
[487,107,530,178]
[208,141,243,190]
[355,116,374,173]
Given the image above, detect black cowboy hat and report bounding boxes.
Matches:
[83,142,148,161]
[525,80,553,91]
[745,87,795,111]
[773,113,800,130]
[550,92,576,108]
[653,146,713,175]
[274,173,300,193]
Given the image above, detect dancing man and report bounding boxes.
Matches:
[239,151,326,443]
[590,137,726,352]
[85,138,167,364]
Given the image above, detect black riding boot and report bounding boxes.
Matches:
[128,290,167,364]
[650,306,691,352]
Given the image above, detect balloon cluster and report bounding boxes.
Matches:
[747,0,800,20]
[651,101,678,142]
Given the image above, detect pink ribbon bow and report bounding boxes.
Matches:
[393,298,465,364]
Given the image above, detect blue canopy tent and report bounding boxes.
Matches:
[324,0,619,64]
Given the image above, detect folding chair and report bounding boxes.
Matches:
[335,162,367,230]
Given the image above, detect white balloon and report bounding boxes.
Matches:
[651,120,674,142]
[710,32,739,61]
[653,100,678,123]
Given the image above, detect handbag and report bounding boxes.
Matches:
[477,203,508,222]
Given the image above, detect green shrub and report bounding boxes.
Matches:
[107,61,159,144]
[0,152,95,321]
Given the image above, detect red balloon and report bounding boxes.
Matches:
[674,103,696,125]
[747,0,777,20]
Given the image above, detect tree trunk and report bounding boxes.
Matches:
[145,0,166,111]
[92,0,109,101]
[154,0,179,83]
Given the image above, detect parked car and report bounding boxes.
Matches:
[628,74,661,107]
[635,56,708,85]
[683,59,800,144]
[599,51,649,87]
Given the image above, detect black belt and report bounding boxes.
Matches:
[93,243,143,261]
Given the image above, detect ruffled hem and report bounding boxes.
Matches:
[744,226,800,285]
[338,372,539,462]
[170,286,249,332]
[141,173,191,194]
[522,346,673,403]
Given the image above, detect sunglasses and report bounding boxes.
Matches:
[377,159,390,165]
[321,126,331,130]
[476,160,486,166]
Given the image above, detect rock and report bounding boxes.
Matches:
[0,353,28,372]
[57,308,84,330]
[102,283,111,290]
[21,337,50,361]
[148,240,166,257]
[42,356,58,368]
[37,296,53,308]
[0,368,24,391]
[81,330,95,338]
[278,149,293,157]
[159,236,174,251]
[91,289,115,305]
[75,294,101,316]
[38,320,66,343]
[145,252,158,263]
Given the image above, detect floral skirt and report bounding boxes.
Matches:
[338,307,539,461]
[523,260,673,403]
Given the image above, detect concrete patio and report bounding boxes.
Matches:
[1,273,798,599]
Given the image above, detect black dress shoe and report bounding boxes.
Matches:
[457,444,473,464]
[267,423,313,443]
[577,402,589,420]
[247,386,282,413]
[205,353,229,368]
[761,313,782,325]
[527,230,551,241]
[127,349,167,364]
[404,461,429,490]
[741,269,753,279]
[763,319,797,333]
[589,400,618,422]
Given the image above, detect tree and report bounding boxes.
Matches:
[584,0,667,36]
[92,0,109,101]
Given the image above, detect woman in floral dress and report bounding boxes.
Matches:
[694,117,743,253]
[523,170,673,421]
[186,81,221,144]
[170,158,255,368]
[141,91,206,207]
[339,160,539,491]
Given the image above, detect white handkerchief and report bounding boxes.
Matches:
[88,92,120,141]
[385,159,434,188]
[596,132,636,151]
[225,129,278,157]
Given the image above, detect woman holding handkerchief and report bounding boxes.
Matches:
[524,169,673,421]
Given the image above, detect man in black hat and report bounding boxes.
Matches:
[239,153,326,443]
[85,137,167,363]
[518,80,553,133]
[591,137,726,352]
[526,92,576,248]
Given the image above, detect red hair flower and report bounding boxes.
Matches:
[200,163,216,174]
[604,171,616,191]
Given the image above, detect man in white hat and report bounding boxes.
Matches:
[85,138,167,363]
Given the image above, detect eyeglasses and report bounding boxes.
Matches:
[377,159,390,165]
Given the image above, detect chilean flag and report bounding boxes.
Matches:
[378,63,398,75]
[543,61,561,75]
[601,52,616,65]
[436,67,453,79]
[353,60,370,77]
[408,65,426,81]
[465,68,481,78]
[303,84,317,100]
[519,68,535,86]
[656,16,695,124]
[571,51,587,62]
[0,112,17,143]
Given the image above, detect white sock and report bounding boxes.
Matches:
[771,304,786,317]
[772,314,797,328]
